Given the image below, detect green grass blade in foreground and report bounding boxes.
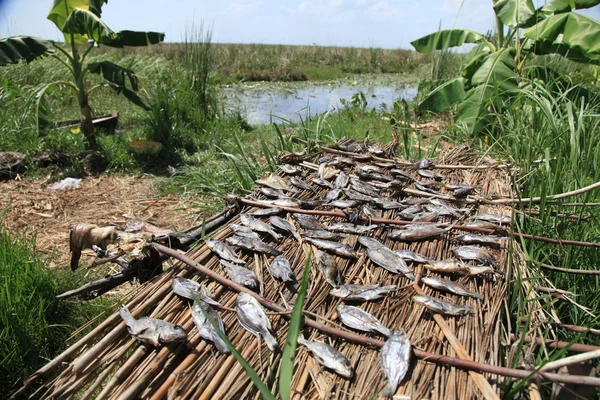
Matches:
[191,294,276,400]
[279,252,312,400]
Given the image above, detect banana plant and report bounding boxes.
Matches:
[0,0,164,150]
[411,0,600,134]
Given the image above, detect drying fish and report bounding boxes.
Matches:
[390,169,415,182]
[367,145,385,155]
[424,259,494,276]
[293,214,326,230]
[302,229,348,241]
[249,207,282,217]
[171,277,221,306]
[279,164,302,175]
[395,249,433,264]
[455,233,506,248]
[236,293,278,352]
[318,250,342,288]
[359,165,384,174]
[290,177,316,192]
[412,210,439,223]
[229,223,260,239]
[269,215,301,241]
[350,178,380,196]
[472,213,511,224]
[465,220,501,230]
[326,199,362,209]
[453,246,499,267]
[269,255,295,282]
[191,301,230,354]
[370,198,406,210]
[363,205,382,219]
[344,189,373,201]
[414,181,441,194]
[319,163,339,180]
[388,223,455,242]
[412,295,473,316]
[319,156,334,163]
[357,170,393,182]
[330,283,397,301]
[219,260,258,290]
[257,198,301,208]
[326,222,379,235]
[311,177,334,188]
[324,188,342,203]
[119,305,186,347]
[421,276,484,300]
[297,337,354,378]
[373,161,396,168]
[357,236,383,249]
[399,204,422,220]
[337,141,365,153]
[256,173,294,192]
[444,183,475,197]
[414,158,434,169]
[380,329,411,399]
[330,156,356,167]
[207,239,246,264]
[383,179,405,190]
[417,169,444,181]
[365,245,415,280]
[337,305,391,336]
[334,171,350,189]
[240,214,281,241]
[260,187,287,199]
[225,235,282,256]
[303,237,358,258]
[429,199,468,218]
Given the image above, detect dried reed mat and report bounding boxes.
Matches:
[18,143,559,399]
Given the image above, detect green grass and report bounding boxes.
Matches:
[0,224,110,398]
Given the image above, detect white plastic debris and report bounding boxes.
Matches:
[48,177,82,191]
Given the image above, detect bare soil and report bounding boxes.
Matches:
[0,174,201,269]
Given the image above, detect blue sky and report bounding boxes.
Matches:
[1,0,599,49]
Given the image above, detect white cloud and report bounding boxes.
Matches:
[364,0,403,21]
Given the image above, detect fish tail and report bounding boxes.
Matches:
[296,336,308,346]
[472,293,484,300]
[215,338,232,354]
[263,332,279,352]
[118,305,135,326]
[382,383,396,398]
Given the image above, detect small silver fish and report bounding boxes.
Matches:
[365,245,415,280]
[265,198,303,208]
[269,215,301,241]
[359,165,384,174]
[207,239,245,264]
[326,223,379,235]
[421,276,484,300]
[453,245,499,267]
[388,223,453,242]
[191,301,230,354]
[236,293,278,352]
[225,235,282,256]
[444,183,475,197]
[229,223,260,239]
[414,159,434,169]
[363,205,382,219]
[260,187,288,199]
[412,294,473,316]
[326,199,362,209]
[249,207,282,217]
[279,164,302,175]
[171,277,221,306]
[303,237,358,258]
[465,220,501,229]
[412,211,439,223]
[240,214,281,241]
[324,188,342,203]
[269,255,295,282]
[455,233,506,248]
[293,214,326,230]
[297,337,353,379]
[414,181,441,194]
[344,189,373,201]
[380,329,411,398]
[472,213,511,224]
[256,173,294,192]
[350,178,380,197]
[374,161,397,169]
[337,305,391,336]
[424,259,494,276]
[395,249,433,264]
[317,250,341,288]
[330,283,397,301]
[334,172,350,189]
[331,156,356,167]
[311,178,334,188]
[119,305,186,346]
[302,229,348,241]
[368,145,385,155]
[290,177,316,192]
[219,260,258,290]
[399,204,422,220]
[417,169,443,181]
[370,198,406,210]
[319,163,339,180]
[356,170,393,182]
[390,169,415,182]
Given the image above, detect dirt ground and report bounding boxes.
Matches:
[0,174,204,269]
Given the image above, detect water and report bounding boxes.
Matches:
[222,81,418,125]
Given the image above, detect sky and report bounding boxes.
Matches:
[0,0,599,49]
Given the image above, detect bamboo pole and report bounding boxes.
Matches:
[510,334,600,353]
[537,262,600,275]
[551,323,600,336]
[152,243,600,387]
[540,349,600,372]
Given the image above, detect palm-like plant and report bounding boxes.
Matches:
[0,0,165,150]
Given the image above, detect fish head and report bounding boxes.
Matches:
[158,324,187,343]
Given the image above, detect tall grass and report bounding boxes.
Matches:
[0,225,107,398]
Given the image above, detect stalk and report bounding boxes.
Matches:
[70,36,97,150]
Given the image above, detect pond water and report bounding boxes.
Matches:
[221,80,418,125]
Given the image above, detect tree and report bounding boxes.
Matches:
[0,0,165,150]
[411,0,600,134]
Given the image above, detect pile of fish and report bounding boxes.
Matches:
[119,141,509,397]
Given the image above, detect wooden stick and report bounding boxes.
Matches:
[510,334,600,353]
[540,349,600,372]
[537,262,600,275]
[551,323,600,336]
[489,180,600,205]
[152,243,600,387]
